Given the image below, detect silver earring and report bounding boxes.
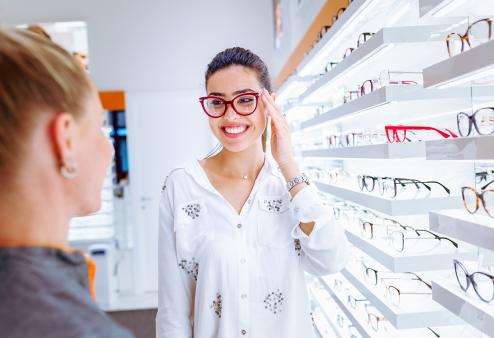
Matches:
[60,158,78,179]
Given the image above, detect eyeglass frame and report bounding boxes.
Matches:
[446,18,493,57]
[387,228,458,252]
[461,179,494,218]
[358,175,451,198]
[457,107,494,137]
[381,275,432,306]
[454,259,494,303]
[359,79,418,97]
[199,92,260,118]
[385,125,458,143]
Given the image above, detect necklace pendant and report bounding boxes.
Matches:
[242,175,248,180]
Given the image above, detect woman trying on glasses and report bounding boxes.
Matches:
[156,47,350,338]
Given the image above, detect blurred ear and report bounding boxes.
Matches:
[50,112,77,165]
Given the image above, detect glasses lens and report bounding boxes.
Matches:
[203,97,225,117]
[446,33,463,56]
[368,314,379,331]
[361,221,373,238]
[363,176,375,191]
[234,94,258,115]
[483,190,494,217]
[379,177,396,197]
[474,108,494,135]
[361,80,374,96]
[357,33,371,46]
[468,20,491,48]
[348,295,356,308]
[343,48,354,59]
[471,272,494,302]
[388,231,404,252]
[454,261,469,291]
[462,187,478,214]
[388,286,400,306]
[457,112,471,136]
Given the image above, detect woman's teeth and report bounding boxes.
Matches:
[225,126,247,134]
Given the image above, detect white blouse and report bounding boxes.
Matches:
[156,157,350,338]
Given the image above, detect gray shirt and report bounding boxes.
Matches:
[0,246,134,338]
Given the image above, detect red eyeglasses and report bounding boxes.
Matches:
[385,125,458,143]
[199,92,260,118]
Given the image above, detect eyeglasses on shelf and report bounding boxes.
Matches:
[199,92,260,118]
[360,261,418,286]
[327,131,386,148]
[359,78,418,97]
[347,294,367,309]
[357,175,451,198]
[342,32,375,59]
[358,216,415,240]
[454,259,494,303]
[457,107,494,137]
[385,125,458,143]
[381,274,432,306]
[364,304,387,332]
[386,228,458,253]
[461,179,494,218]
[476,168,494,184]
[446,18,493,57]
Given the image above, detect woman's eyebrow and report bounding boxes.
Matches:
[208,88,256,97]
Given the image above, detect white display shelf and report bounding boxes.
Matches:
[300,25,451,104]
[302,142,425,159]
[432,279,494,336]
[345,229,476,272]
[300,86,473,130]
[309,287,344,338]
[276,74,312,105]
[319,277,375,338]
[419,0,494,18]
[424,39,494,88]
[341,266,460,329]
[430,209,494,251]
[314,181,460,216]
[426,135,494,160]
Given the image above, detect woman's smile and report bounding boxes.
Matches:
[221,124,250,138]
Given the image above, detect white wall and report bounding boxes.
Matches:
[271,0,326,77]
[0,0,276,295]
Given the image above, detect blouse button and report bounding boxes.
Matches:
[237,223,242,229]
[241,329,247,335]
[241,293,247,300]
[240,258,246,264]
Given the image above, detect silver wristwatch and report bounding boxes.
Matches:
[286,173,310,191]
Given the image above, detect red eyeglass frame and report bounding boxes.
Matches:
[385,125,458,143]
[199,92,260,118]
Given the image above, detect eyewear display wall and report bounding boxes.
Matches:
[282,1,494,337]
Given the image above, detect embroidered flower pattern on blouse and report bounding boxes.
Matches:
[182,203,201,219]
[178,257,199,281]
[264,289,284,314]
[294,239,302,256]
[210,293,223,318]
[263,198,283,212]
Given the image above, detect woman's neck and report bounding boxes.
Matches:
[0,177,71,248]
[210,144,265,180]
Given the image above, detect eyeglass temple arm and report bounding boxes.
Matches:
[415,229,459,248]
[481,178,494,190]
[420,180,451,194]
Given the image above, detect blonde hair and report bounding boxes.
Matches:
[0,27,91,173]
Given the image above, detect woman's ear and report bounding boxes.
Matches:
[50,112,77,167]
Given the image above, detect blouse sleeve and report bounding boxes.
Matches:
[290,184,350,276]
[156,179,193,338]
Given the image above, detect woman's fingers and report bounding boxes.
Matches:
[261,89,290,132]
